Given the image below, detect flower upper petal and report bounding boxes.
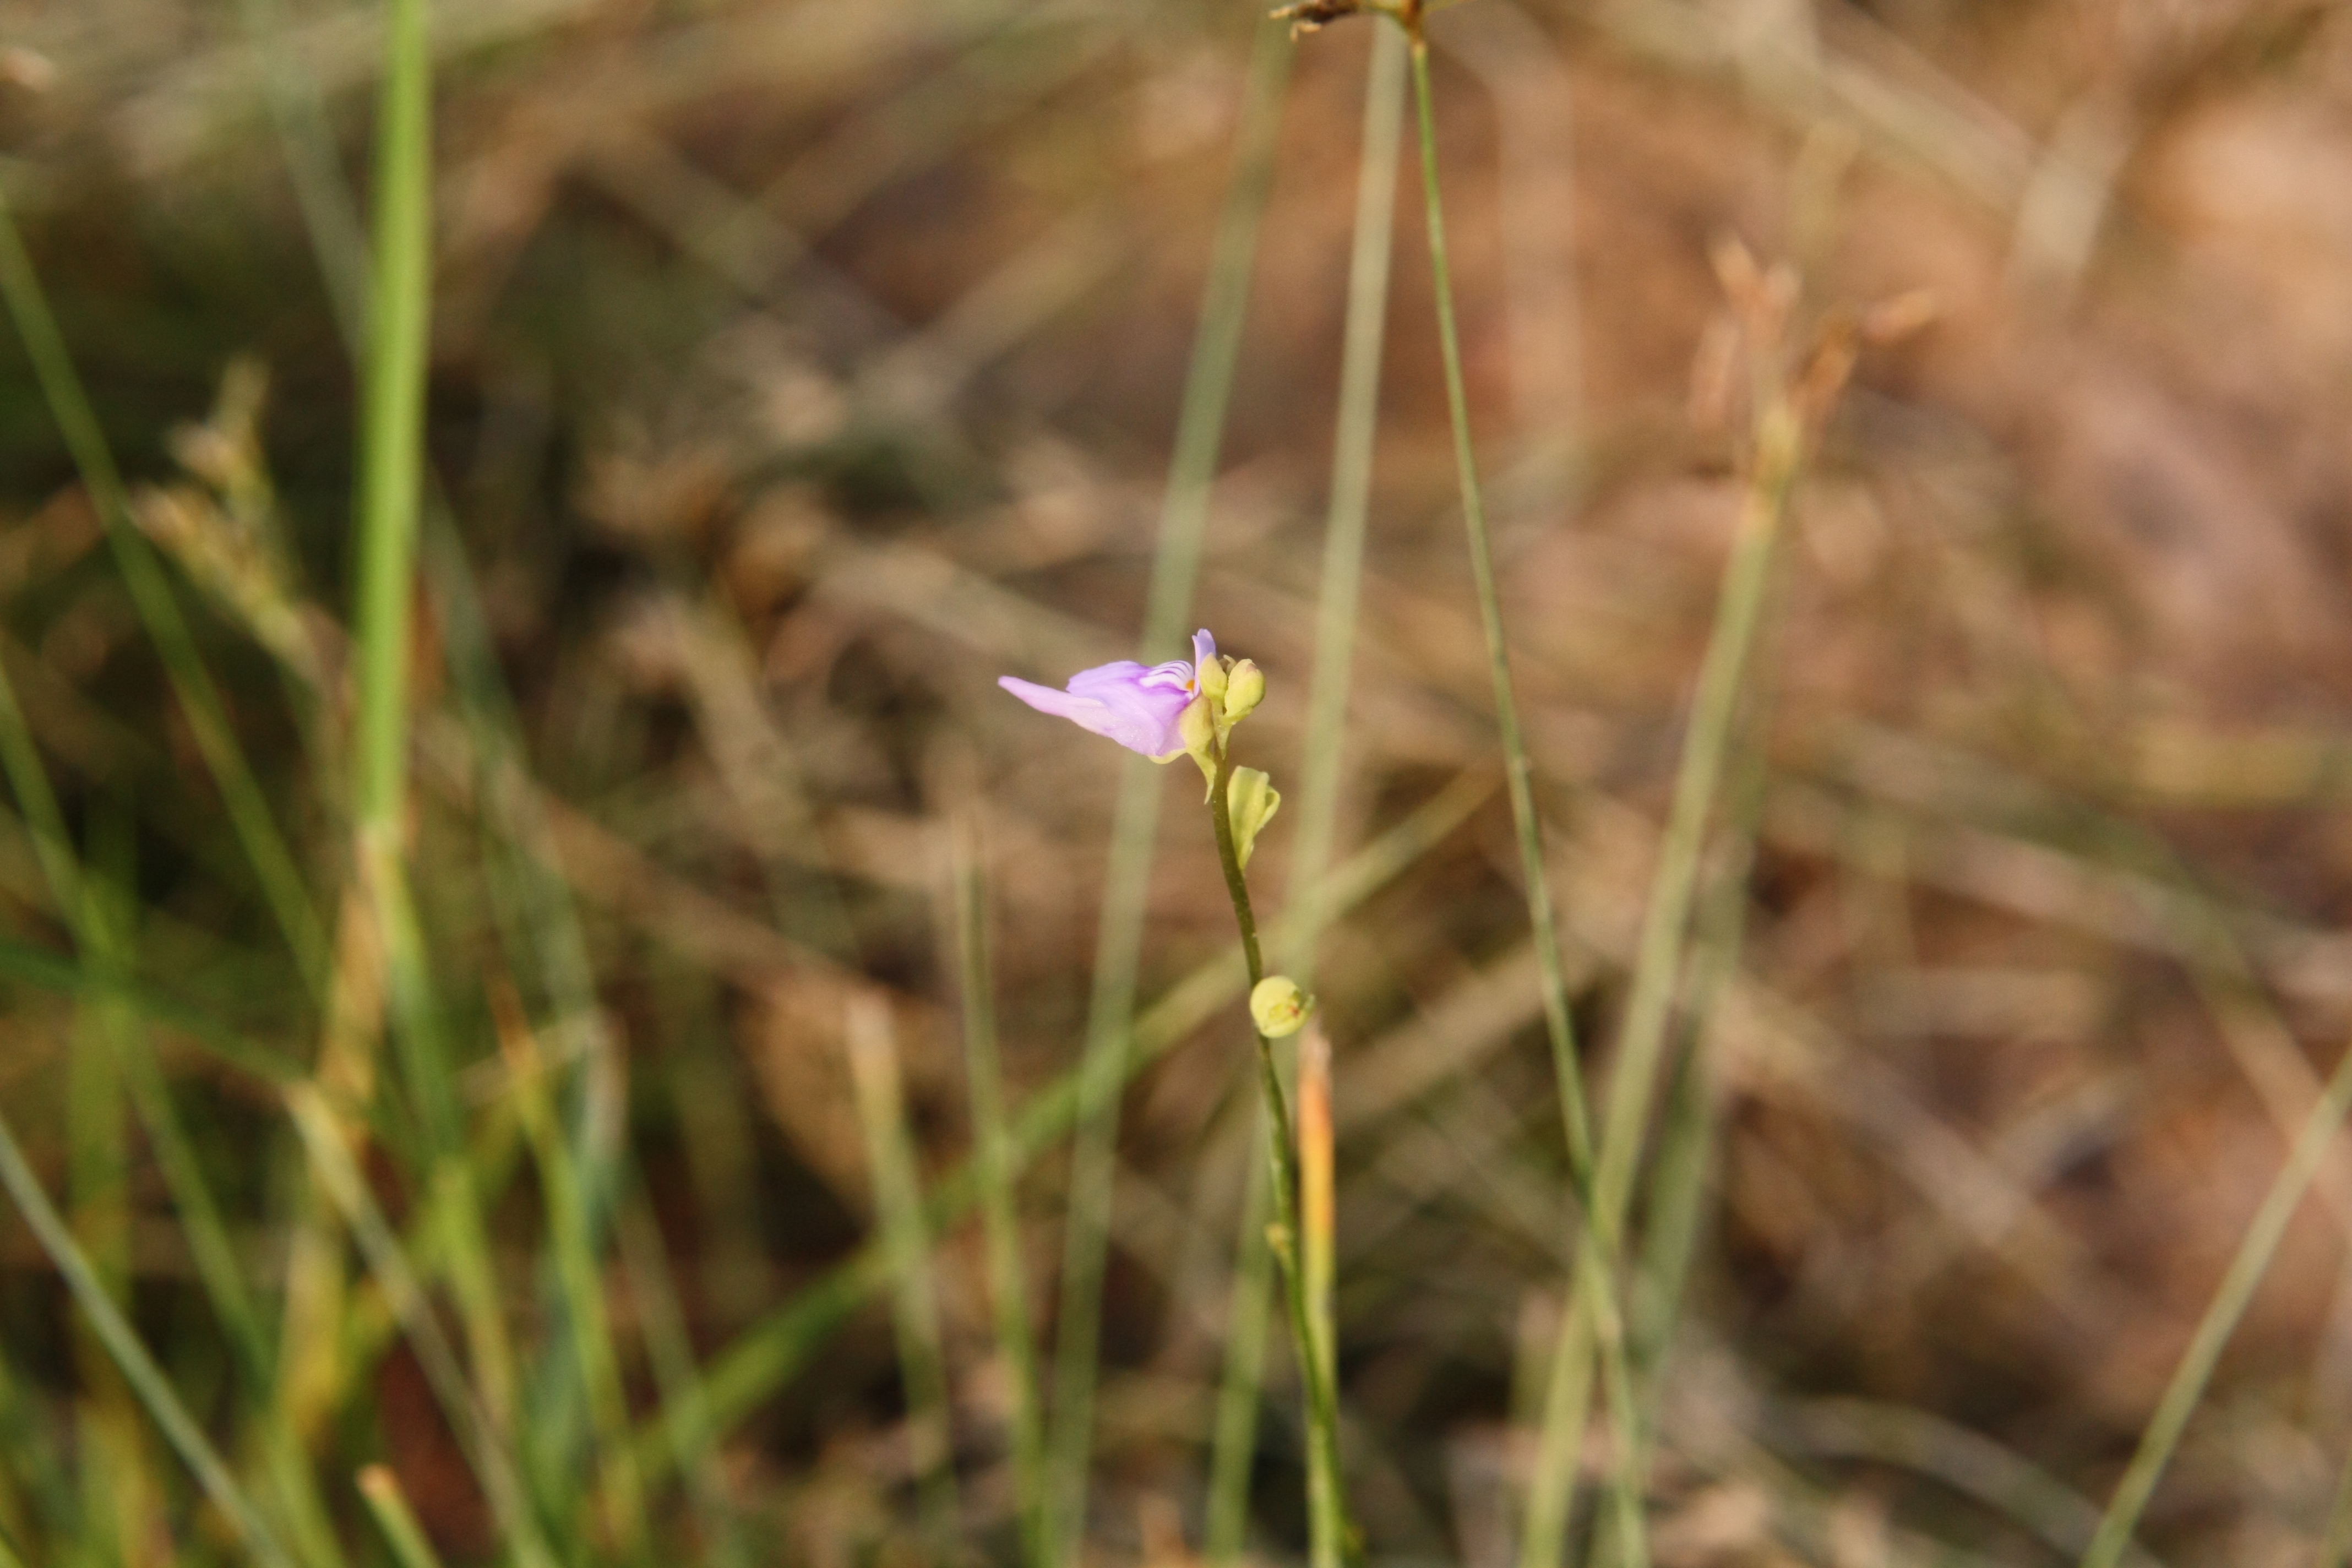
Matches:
[1191,628,1217,672]
[1000,666,1193,758]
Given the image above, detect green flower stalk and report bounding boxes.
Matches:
[1004,634,1355,1562]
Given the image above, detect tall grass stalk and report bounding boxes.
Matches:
[0,1101,296,1568]
[1047,17,1292,1560]
[614,1177,752,1568]
[2078,1037,2352,1568]
[0,195,328,992]
[344,0,536,1471]
[845,996,963,1551]
[952,821,1049,1567]
[1517,403,1795,1568]
[497,995,649,1556]
[1398,16,1650,1564]
[1208,21,1404,1557]
[285,1084,558,1568]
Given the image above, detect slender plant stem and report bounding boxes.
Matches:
[954,825,1049,1568]
[0,195,328,994]
[285,1086,557,1568]
[1404,21,1592,1180]
[1205,1133,1276,1565]
[351,0,432,845]
[2078,1038,2352,1568]
[1520,413,1796,1568]
[1208,748,1354,1565]
[0,1101,296,1568]
[1047,19,1293,1561]
[1403,21,1650,1565]
[846,998,962,1553]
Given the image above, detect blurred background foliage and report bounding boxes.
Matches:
[4,0,2352,1564]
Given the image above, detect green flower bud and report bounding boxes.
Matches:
[1196,654,1229,704]
[1222,659,1265,724]
[1250,975,1312,1039]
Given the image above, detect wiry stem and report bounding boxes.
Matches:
[1207,746,1355,1566]
[1401,17,1650,1565]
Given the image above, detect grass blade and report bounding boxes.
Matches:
[1396,17,1651,1565]
[0,1099,296,1568]
[2077,1037,2352,1568]
[952,820,1048,1567]
[846,995,962,1551]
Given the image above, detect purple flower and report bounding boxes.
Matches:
[1000,629,1218,760]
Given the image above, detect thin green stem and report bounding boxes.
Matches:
[0,1101,296,1568]
[1405,26,1593,1182]
[285,1086,557,1568]
[1520,424,1795,1568]
[846,999,962,1554]
[351,0,433,843]
[1047,19,1293,1561]
[1204,1133,1275,1565]
[954,827,1049,1568]
[1404,24,1649,1566]
[1208,747,1354,1566]
[2078,1038,2352,1568]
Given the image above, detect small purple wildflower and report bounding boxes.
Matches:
[999,629,1219,759]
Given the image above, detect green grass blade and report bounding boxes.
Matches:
[350,0,433,850]
[1397,21,1651,1567]
[498,1003,649,1556]
[0,1100,297,1568]
[846,996,962,1551]
[1204,1127,1276,1567]
[284,1085,557,1568]
[614,1175,752,1568]
[1046,17,1294,1561]
[2078,1038,2352,1568]
[953,823,1048,1567]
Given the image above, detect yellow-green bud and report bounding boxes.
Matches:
[1196,655,1229,704]
[1250,975,1311,1038]
[1222,659,1265,724]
